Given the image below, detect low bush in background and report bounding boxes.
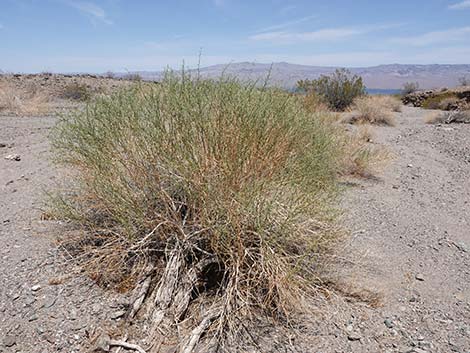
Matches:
[61,82,92,101]
[402,82,420,95]
[296,69,366,111]
[422,91,459,110]
[346,95,400,126]
[0,81,50,116]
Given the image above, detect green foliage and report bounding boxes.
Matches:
[296,69,366,111]
[422,91,459,110]
[61,83,92,101]
[51,73,343,323]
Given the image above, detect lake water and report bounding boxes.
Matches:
[366,88,402,95]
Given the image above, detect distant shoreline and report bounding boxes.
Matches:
[367,88,402,95]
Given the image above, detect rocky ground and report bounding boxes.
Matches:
[0,106,469,352]
[0,117,127,353]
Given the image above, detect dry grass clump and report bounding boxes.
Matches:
[424,111,445,124]
[61,82,92,101]
[301,91,330,112]
[425,110,470,124]
[0,81,50,116]
[346,95,398,126]
[338,126,389,178]
[51,73,346,350]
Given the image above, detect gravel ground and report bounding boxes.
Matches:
[0,116,126,353]
[315,106,470,353]
[1,107,469,352]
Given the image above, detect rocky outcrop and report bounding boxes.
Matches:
[402,86,470,110]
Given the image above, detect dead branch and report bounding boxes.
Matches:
[180,308,221,353]
[109,340,146,353]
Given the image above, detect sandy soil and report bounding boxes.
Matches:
[0,107,469,352]
[0,116,124,353]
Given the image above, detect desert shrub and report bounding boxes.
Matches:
[347,96,397,126]
[422,92,458,110]
[338,126,389,178]
[382,95,402,112]
[123,73,142,81]
[459,76,470,86]
[51,73,344,348]
[402,82,419,95]
[0,80,50,115]
[302,90,330,112]
[424,111,445,124]
[61,82,92,101]
[437,97,460,110]
[104,71,116,79]
[296,69,365,111]
[426,110,470,124]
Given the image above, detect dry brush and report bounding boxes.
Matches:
[51,74,372,352]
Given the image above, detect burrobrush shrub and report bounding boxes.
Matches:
[52,72,345,350]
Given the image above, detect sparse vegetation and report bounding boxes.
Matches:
[301,90,330,112]
[421,91,458,110]
[61,82,92,101]
[346,95,399,126]
[402,82,419,95]
[459,76,470,86]
[51,73,352,349]
[425,110,470,124]
[123,73,142,81]
[424,111,445,124]
[104,71,116,79]
[339,126,389,178]
[296,69,366,111]
[0,80,50,115]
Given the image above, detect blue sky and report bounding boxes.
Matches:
[1,0,470,72]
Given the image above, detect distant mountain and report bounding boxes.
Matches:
[127,63,470,90]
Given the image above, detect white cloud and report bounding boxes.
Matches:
[391,27,470,46]
[255,15,317,33]
[250,27,364,43]
[449,0,470,9]
[67,1,113,24]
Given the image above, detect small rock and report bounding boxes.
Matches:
[455,242,468,253]
[31,285,41,292]
[91,303,102,314]
[4,154,21,161]
[69,309,78,320]
[43,297,57,309]
[415,273,425,281]
[44,334,55,344]
[110,310,126,319]
[384,318,394,328]
[0,143,7,148]
[3,335,16,347]
[347,332,362,341]
[418,341,432,349]
[28,314,39,321]
[92,333,111,352]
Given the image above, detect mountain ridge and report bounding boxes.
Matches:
[129,62,470,89]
